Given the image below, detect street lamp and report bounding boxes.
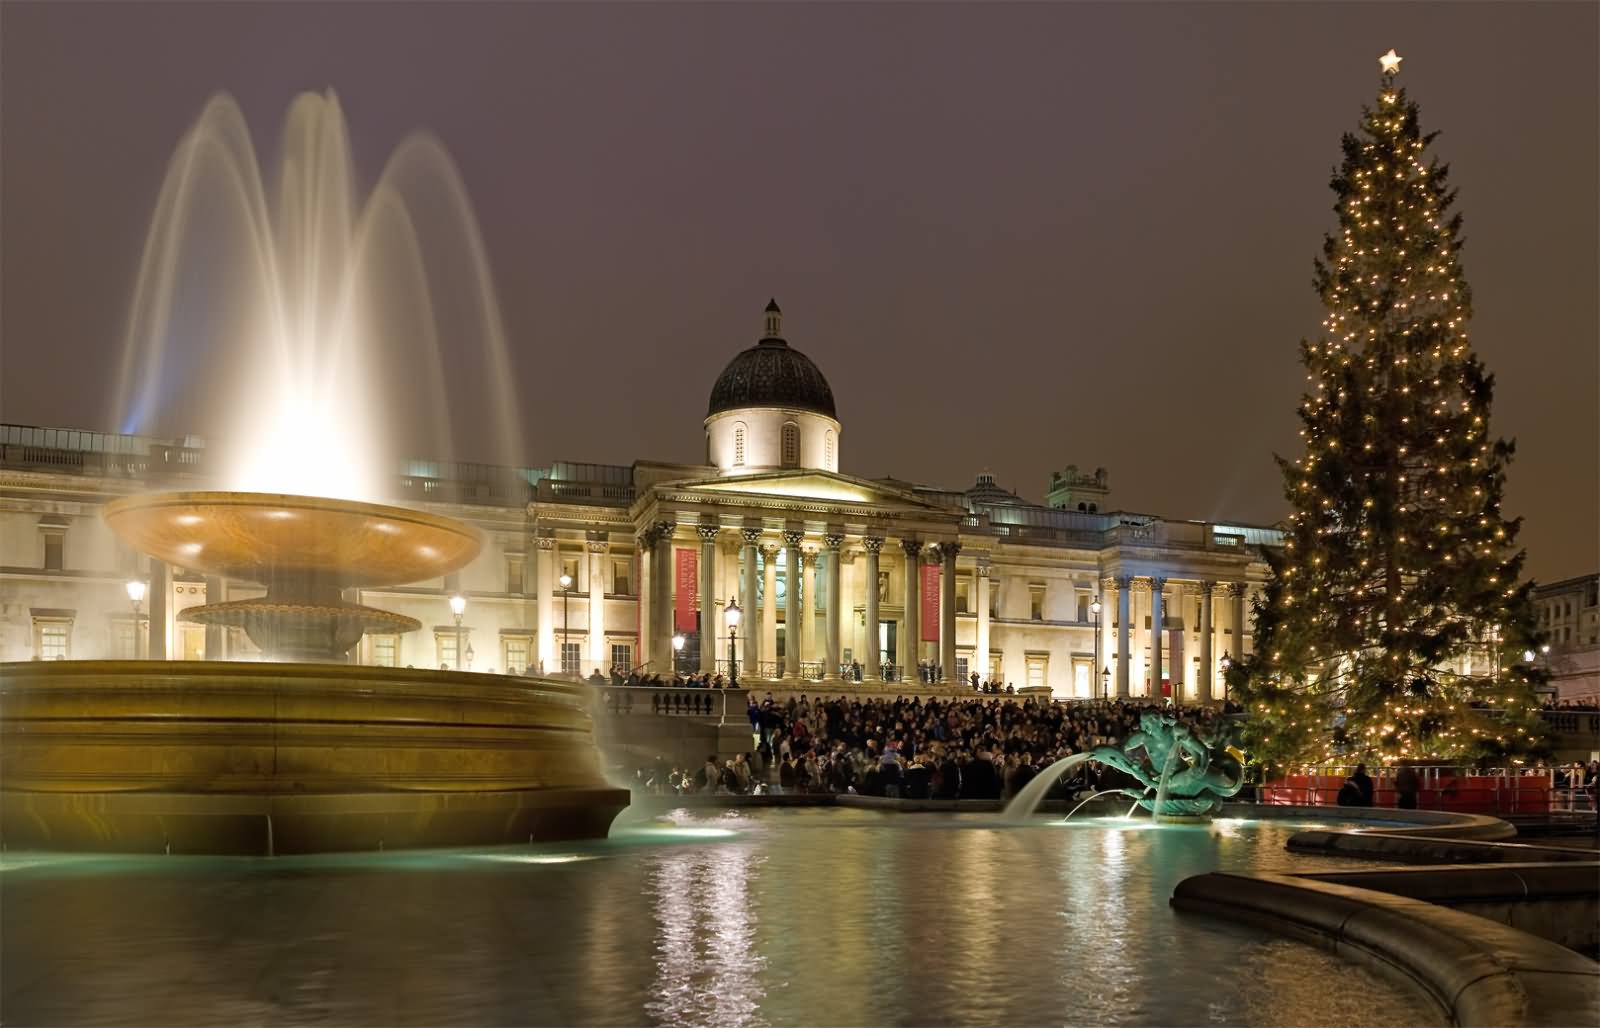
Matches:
[125,579,147,659]
[1220,651,1232,702]
[1090,596,1102,700]
[449,594,466,671]
[724,598,742,687]
[672,633,685,676]
[1101,665,1111,701]
[559,572,573,678]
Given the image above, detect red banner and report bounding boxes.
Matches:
[675,548,698,633]
[920,563,940,642]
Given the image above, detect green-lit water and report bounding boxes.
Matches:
[1,808,1442,1026]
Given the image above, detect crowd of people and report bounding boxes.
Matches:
[640,694,1237,798]
[1542,696,1600,711]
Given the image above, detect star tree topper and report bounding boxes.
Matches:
[1379,48,1403,75]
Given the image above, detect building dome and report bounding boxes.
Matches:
[706,300,836,419]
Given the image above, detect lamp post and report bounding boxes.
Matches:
[1090,596,1102,700]
[672,633,685,677]
[559,572,573,678]
[449,594,466,671]
[1220,651,1232,702]
[1101,666,1111,702]
[725,598,742,688]
[125,579,147,659]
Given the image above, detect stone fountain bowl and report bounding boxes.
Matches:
[104,491,481,660]
[103,490,482,590]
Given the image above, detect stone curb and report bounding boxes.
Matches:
[1172,872,1600,1028]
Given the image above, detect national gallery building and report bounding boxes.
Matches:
[1,302,1280,701]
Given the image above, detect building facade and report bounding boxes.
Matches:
[1533,573,1600,701]
[1,302,1279,701]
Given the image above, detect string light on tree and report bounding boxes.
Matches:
[1225,51,1548,773]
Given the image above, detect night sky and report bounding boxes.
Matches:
[2,2,1594,581]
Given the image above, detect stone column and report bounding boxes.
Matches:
[1115,574,1131,699]
[802,546,817,667]
[862,537,883,681]
[899,539,921,679]
[698,524,719,674]
[146,559,169,660]
[783,529,804,679]
[939,542,960,685]
[1149,576,1166,699]
[761,543,778,678]
[975,557,991,687]
[204,575,225,659]
[741,528,761,674]
[1230,582,1248,665]
[588,535,609,670]
[536,536,558,673]
[631,531,649,672]
[823,532,844,681]
[1198,580,1216,705]
[654,520,676,676]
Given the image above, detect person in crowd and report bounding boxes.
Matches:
[1394,763,1420,810]
[1337,763,1375,807]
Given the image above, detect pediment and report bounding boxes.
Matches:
[659,469,962,513]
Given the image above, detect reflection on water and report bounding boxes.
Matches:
[2,811,1442,1027]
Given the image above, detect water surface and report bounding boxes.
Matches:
[1,808,1443,1026]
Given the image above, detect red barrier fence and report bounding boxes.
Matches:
[1262,766,1555,815]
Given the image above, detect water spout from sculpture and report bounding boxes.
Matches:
[1002,752,1091,822]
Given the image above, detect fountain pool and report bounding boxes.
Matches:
[0,807,1445,1027]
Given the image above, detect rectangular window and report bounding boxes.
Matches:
[506,556,524,594]
[112,619,140,659]
[561,556,580,587]
[1076,593,1089,622]
[39,622,69,659]
[561,640,582,675]
[371,635,398,667]
[1029,584,1045,621]
[43,532,64,572]
[612,558,632,595]
[956,576,971,614]
[956,653,970,683]
[437,633,459,669]
[610,642,632,671]
[503,636,529,674]
[989,582,999,618]
[988,652,1002,684]
[1026,653,1049,693]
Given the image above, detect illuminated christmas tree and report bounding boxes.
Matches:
[1231,50,1546,770]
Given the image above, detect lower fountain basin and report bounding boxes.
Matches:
[0,660,628,854]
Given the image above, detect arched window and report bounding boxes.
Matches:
[824,430,834,470]
[733,423,746,466]
[781,422,800,468]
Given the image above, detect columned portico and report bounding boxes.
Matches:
[587,534,608,668]
[975,557,991,687]
[823,532,843,681]
[938,542,959,684]
[899,539,921,675]
[741,527,761,671]
[1198,580,1216,704]
[1149,576,1166,699]
[783,528,804,679]
[536,536,556,672]
[697,524,718,673]
[862,536,883,681]
[1114,574,1131,698]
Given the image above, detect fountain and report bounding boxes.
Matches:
[1004,711,1244,823]
[0,92,626,854]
